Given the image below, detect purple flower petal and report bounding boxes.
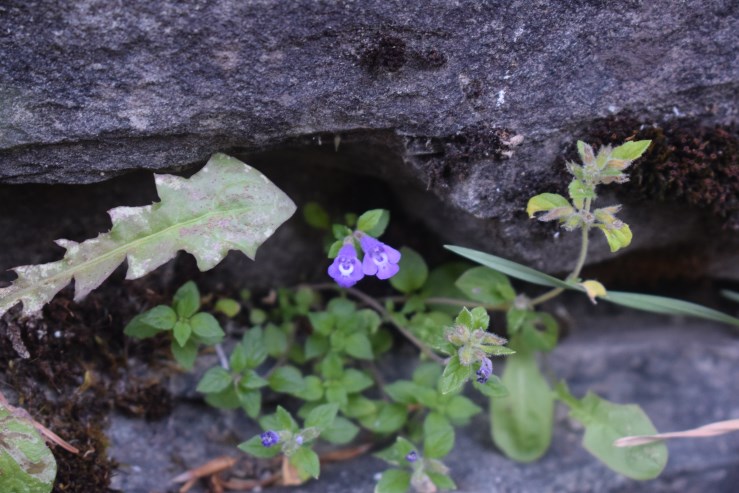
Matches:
[328,244,364,287]
[476,357,493,384]
[359,236,401,280]
[260,430,280,447]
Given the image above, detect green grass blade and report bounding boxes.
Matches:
[444,245,572,289]
[605,291,739,328]
[720,290,739,304]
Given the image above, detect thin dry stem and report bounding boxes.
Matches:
[614,419,739,447]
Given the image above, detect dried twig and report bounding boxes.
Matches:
[614,419,739,447]
[0,390,80,454]
[170,455,237,492]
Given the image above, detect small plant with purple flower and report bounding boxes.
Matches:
[8,148,739,493]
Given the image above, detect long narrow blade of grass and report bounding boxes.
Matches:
[444,246,572,289]
[604,291,739,328]
[720,290,739,304]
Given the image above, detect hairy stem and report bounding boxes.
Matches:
[530,197,593,307]
[308,283,445,364]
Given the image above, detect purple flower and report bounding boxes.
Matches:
[360,236,401,280]
[476,357,493,384]
[406,450,418,463]
[260,430,280,447]
[328,244,365,287]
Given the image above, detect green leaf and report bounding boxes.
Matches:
[444,395,482,425]
[229,345,248,373]
[473,374,509,398]
[237,435,281,459]
[341,369,374,394]
[173,281,201,318]
[491,344,553,462]
[204,386,240,409]
[293,375,324,402]
[308,312,335,336]
[357,209,390,237]
[455,267,515,306]
[439,355,471,395]
[249,308,267,325]
[428,471,456,490]
[519,312,558,352]
[321,416,360,445]
[196,367,233,393]
[214,298,241,318]
[445,246,571,289]
[506,307,528,335]
[242,327,268,368]
[170,339,198,369]
[375,437,417,466]
[190,312,225,340]
[568,180,596,209]
[172,320,192,347]
[557,385,667,480]
[268,366,305,394]
[359,403,408,434]
[375,469,411,493]
[327,240,343,258]
[344,395,377,419]
[597,223,633,252]
[290,447,320,480]
[319,352,344,379]
[333,224,353,240]
[325,384,349,406]
[238,370,268,390]
[611,140,651,161]
[526,193,571,218]
[328,297,356,316]
[305,334,330,360]
[0,154,296,318]
[124,305,176,338]
[0,403,56,493]
[305,403,340,431]
[413,363,442,388]
[260,406,299,433]
[604,291,739,328]
[390,247,429,294]
[264,324,288,357]
[423,412,455,459]
[236,388,261,418]
[468,306,490,331]
[345,333,374,360]
[303,202,331,229]
[384,381,422,405]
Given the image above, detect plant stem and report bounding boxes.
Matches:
[379,296,508,311]
[530,197,593,308]
[308,283,445,364]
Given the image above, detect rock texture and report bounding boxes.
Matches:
[0,0,737,278]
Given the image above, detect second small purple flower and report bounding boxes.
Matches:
[360,236,401,280]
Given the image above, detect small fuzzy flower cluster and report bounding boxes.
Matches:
[328,234,401,288]
[260,430,280,447]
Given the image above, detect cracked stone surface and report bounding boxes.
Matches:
[1,0,737,277]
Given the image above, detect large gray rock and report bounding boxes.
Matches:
[0,0,737,279]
